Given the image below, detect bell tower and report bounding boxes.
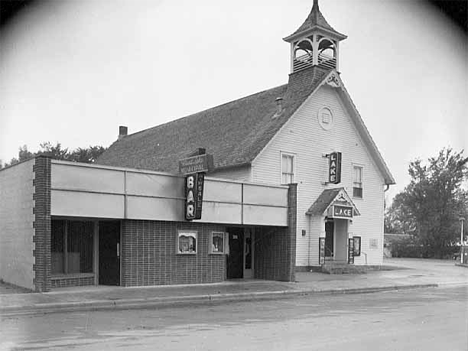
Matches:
[284,0,347,73]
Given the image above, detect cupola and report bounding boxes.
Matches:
[283,0,347,73]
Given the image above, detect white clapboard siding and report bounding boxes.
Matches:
[209,166,252,182]
[252,85,385,267]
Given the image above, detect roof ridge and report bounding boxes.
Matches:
[123,83,288,140]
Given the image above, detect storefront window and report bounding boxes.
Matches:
[353,236,361,256]
[177,231,197,254]
[51,220,94,275]
[210,232,225,254]
[51,220,65,274]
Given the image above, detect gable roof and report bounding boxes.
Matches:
[306,187,360,216]
[283,0,347,42]
[97,66,328,174]
[97,66,395,185]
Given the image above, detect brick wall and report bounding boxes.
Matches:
[51,275,94,288]
[121,220,226,286]
[253,184,297,282]
[33,156,52,292]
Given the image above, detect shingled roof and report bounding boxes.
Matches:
[306,188,360,216]
[97,66,329,174]
[284,0,347,42]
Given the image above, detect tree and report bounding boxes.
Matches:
[386,148,468,258]
[0,142,107,169]
[37,142,69,160]
[0,145,34,168]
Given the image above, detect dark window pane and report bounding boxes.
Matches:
[68,221,94,273]
[51,220,65,274]
[353,187,363,198]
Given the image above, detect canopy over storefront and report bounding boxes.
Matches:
[305,188,360,219]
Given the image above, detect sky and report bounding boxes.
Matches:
[0,0,466,201]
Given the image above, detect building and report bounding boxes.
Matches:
[98,1,395,270]
[0,1,394,292]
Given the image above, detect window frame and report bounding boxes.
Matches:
[280,152,296,185]
[177,230,198,255]
[352,164,364,199]
[353,236,361,257]
[51,219,95,275]
[210,231,225,255]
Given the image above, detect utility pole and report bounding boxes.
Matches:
[460,217,465,264]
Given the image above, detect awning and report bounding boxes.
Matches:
[306,187,360,218]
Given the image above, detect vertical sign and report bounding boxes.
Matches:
[185,173,204,220]
[319,237,325,265]
[348,238,354,264]
[328,152,342,184]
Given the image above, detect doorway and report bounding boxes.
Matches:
[325,221,334,258]
[243,229,254,279]
[227,227,244,279]
[99,221,121,285]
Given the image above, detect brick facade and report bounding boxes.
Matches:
[121,220,227,286]
[51,275,95,288]
[32,156,52,292]
[253,184,297,282]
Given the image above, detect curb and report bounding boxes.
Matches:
[0,283,438,317]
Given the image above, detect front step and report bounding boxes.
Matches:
[321,262,367,274]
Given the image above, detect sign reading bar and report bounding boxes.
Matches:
[185,173,205,220]
[328,152,342,184]
[179,154,213,175]
[332,205,353,219]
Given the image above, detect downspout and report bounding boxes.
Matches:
[307,215,311,267]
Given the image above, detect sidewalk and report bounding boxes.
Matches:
[1,258,467,317]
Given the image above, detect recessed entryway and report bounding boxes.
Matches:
[98,221,121,286]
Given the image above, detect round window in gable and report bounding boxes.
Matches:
[318,107,334,130]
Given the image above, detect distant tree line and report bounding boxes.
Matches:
[0,142,107,169]
[385,148,468,258]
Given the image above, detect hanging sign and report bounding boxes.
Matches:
[179,154,213,175]
[328,152,342,184]
[185,173,205,220]
[332,205,353,219]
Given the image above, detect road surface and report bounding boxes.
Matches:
[1,286,467,350]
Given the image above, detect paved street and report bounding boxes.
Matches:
[1,285,467,350]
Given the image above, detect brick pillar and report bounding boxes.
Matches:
[32,156,51,292]
[287,183,297,282]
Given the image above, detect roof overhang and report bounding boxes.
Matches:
[306,188,360,218]
[283,26,347,43]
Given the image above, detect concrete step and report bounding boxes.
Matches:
[321,264,367,274]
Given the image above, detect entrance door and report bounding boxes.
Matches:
[227,228,244,279]
[325,221,334,258]
[243,229,254,279]
[99,221,120,285]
